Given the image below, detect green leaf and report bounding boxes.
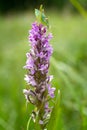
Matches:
[35,9,41,22]
[41,13,49,28]
[34,114,41,130]
[35,5,49,28]
[26,114,41,130]
[35,9,40,18]
[47,90,62,130]
[27,116,32,130]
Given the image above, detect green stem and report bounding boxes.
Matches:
[27,116,31,130]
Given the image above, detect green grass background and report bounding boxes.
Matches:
[0,11,87,130]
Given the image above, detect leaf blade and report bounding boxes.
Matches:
[47,90,62,130]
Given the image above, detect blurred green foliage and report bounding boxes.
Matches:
[0,0,87,14]
[0,11,87,130]
[78,0,87,8]
[70,0,87,18]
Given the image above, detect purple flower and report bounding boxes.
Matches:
[47,84,56,98]
[39,120,44,125]
[23,22,55,128]
[24,75,36,86]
